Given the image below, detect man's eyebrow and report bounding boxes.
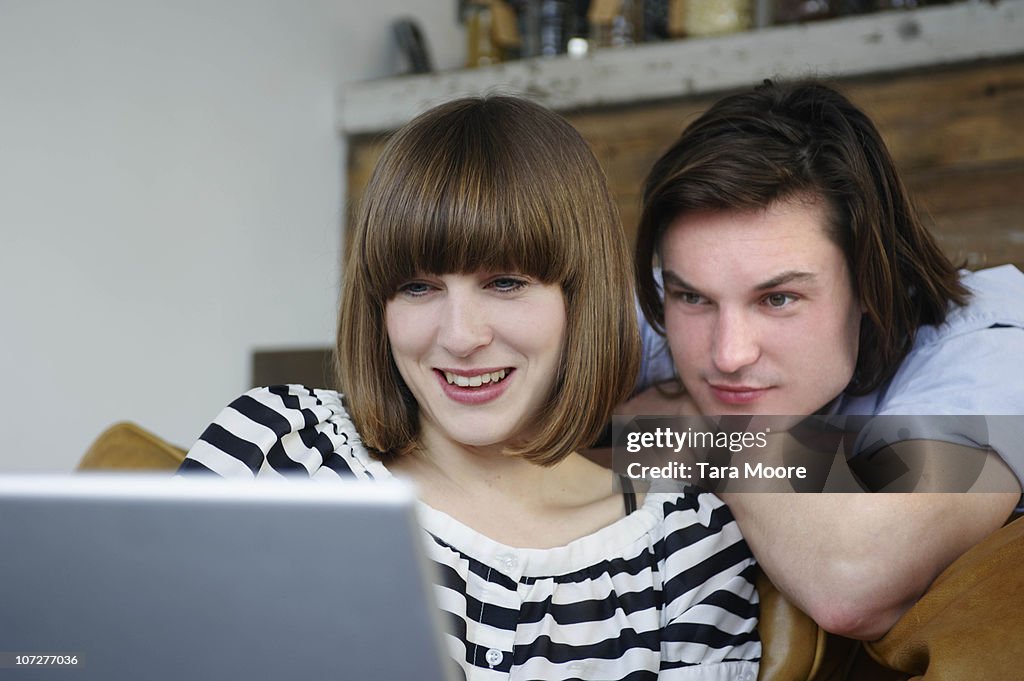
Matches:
[662,270,697,291]
[755,270,817,290]
[663,269,816,292]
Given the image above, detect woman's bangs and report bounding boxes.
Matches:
[363,167,571,298]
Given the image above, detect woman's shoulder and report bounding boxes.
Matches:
[649,489,758,642]
[178,384,390,480]
[644,488,752,578]
[644,488,741,538]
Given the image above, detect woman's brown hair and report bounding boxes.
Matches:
[636,79,969,395]
[338,96,639,464]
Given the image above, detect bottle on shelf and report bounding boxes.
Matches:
[465,0,521,67]
[465,0,501,67]
[511,0,543,58]
[539,0,569,56]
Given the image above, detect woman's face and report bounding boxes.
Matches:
[384,271,566,453]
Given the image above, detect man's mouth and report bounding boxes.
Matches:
[711,384,768,392]
[708,383,773,405]
[441,369,510,388]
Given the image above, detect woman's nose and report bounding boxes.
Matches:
[436,292,493,357]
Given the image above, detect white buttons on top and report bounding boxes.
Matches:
[485,647,503,667]
[499,553,518,571]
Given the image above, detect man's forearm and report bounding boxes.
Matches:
[723,458,1019,639]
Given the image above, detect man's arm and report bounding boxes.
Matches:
[721,481,1019,640]
[623,386,1021,640]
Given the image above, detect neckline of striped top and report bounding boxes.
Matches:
[414,493,670,578]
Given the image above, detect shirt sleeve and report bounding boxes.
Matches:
[870,325,1024,491]
[177,384,376,479]
[656,492,761,678]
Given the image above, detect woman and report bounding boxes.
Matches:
[180,96,759,680]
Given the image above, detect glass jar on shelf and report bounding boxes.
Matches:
[672,0,753,38]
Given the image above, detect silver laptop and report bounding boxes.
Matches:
[0,474,458,681]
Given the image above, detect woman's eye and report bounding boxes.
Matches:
[398,281,433,297]
[489,277,528,293]
[764,293,796,308]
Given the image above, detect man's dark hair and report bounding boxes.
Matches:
[635,79,970,395]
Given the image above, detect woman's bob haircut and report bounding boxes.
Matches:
[338,95,639,465]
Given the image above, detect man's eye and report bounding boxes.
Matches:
[764,293,796,308]
[670,290,705,305]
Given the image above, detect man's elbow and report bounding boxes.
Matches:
[807,596,908,640]
[799,561,920,640]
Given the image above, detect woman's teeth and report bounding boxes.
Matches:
[443,369,508,388]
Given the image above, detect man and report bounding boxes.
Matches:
[630,79,1024,640]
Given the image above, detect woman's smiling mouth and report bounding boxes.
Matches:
[435,368,515,404]
[442,369,509,387]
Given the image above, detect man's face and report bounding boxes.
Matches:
[661,197,863,416]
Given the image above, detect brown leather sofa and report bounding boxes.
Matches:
[79,423,1024,680]
[748,518,1023,681]
[77,422,187,471]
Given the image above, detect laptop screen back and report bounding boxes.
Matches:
[0,475,457,681]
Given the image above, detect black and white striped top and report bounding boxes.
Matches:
[181,385,760,681]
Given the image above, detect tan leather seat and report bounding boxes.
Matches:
[77,422,186,471]
[758,515,1024,681]
[864,513,1024,680]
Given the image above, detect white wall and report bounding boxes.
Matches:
[0,0,463,470]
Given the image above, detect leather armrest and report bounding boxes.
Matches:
[864,515,1024,679]
[77,422,186,471]
[756,568,864,681]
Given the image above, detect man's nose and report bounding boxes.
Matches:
[711,310,761,375]
[436,292,492,357]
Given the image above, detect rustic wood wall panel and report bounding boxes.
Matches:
[346,56,1024,270]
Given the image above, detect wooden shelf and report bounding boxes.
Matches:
[338,0,1024,135]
